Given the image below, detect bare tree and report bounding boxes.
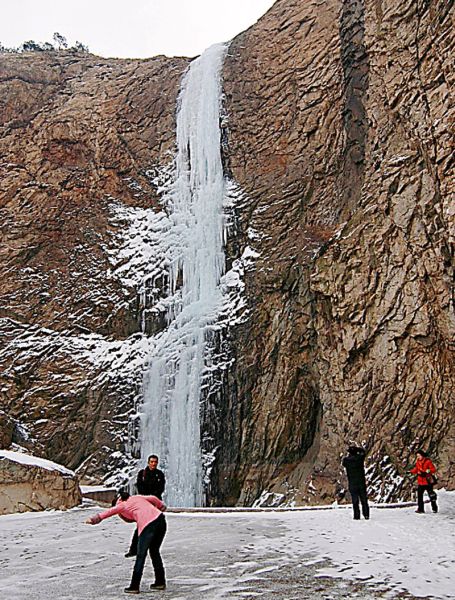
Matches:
[53,32,68,50]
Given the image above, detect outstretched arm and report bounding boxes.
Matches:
[85,504,123,525]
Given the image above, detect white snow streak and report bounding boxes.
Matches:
[0,450,75,476]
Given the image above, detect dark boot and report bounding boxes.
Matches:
[429,488,438,513]
[150,583,166,590]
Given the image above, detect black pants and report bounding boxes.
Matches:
[417,485,438,513]
[128,528,139,555]
[130,514,167,590]
[350,486,370,519]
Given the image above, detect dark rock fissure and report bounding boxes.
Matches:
[339,0,369,216]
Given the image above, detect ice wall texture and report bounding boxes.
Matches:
[140,44,228,507]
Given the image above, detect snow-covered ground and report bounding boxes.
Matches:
[0,491,454,599]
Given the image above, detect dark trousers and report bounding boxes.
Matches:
[128,528,139,555]
[130,514,167,589]
[350,486,370,519]
[417,484,438,512]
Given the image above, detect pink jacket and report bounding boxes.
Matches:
[89,495,166,535]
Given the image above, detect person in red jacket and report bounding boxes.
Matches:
[410,449,438,514]
[86,490,167,594]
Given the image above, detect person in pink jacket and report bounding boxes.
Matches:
[86,490,167,594]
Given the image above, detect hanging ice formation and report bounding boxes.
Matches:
[139,43,228,507]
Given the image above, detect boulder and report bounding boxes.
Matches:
[0,450,82,515]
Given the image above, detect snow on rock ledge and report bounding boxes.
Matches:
[0,450,82,515]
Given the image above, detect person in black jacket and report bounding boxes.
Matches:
[125,455,166,558]
[136,455,166,498]
[342,445,370,520]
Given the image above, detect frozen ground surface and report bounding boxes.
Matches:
[0,491,454,600]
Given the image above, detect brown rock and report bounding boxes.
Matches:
[0,450,82,514]
[0,411,14,448]
[0,0,454,506]
[213,0,454,504]
[0,51,189,480]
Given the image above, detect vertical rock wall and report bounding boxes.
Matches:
[310,0,454,501]
[0,0,453,504]
[217,0,454,503]
[0,52,189,480]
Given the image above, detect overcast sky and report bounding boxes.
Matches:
[1,0,276,58]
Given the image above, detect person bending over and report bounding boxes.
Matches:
[86,490,167,594]
[126,454,166,558]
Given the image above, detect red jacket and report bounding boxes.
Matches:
[410,457,436,486]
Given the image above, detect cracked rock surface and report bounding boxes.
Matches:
[0,0,454,503]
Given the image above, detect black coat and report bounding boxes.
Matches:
[342,448,367,489]
[136,467,165,499]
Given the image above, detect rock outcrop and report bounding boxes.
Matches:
[0,411,14,448]
[0,450,81,514]
[0,0,453,504]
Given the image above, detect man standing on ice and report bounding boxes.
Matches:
[342,445,370,520]
[125,454,166,558]
[86,490,167,594]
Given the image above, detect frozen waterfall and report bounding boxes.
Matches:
[139,43,228,507]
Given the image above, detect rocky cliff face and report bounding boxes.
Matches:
[0,52,189,480]
[0,0,453,504]
[218,0,454,504]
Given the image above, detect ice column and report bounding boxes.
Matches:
[139,43,228,507]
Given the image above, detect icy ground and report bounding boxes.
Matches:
[1,491,454,600]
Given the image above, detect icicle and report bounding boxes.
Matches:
[139,43,228,507]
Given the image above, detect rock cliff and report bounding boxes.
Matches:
[218,0,454,504]
[0,52,190,480]
[0,0,453,504]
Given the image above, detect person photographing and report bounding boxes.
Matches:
[342,445,370,520]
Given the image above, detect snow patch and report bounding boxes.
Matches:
[0,449,75,476]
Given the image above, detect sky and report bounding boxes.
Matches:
[0,0,277,58]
